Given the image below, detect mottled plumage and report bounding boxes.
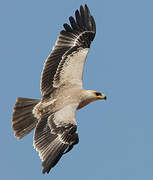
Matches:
[11,4,106,174]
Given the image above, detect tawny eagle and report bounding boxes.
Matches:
[12,4,106,174]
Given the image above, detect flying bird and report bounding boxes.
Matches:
[11,4,106,174]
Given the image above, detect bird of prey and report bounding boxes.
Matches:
[11,4,106,174]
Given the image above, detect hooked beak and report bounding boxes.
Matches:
[98,94,107,100]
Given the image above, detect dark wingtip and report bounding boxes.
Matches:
[42,167,51,174]
[68,4,96,33]
[80,5,84,10]
[85,4,88,10]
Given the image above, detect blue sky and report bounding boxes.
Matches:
[1,0,153,179]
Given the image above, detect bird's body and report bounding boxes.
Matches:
[33,85,81,121]
[11,4,106,174]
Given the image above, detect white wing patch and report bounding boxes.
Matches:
[50,103,78,128]
[53,48,89,87]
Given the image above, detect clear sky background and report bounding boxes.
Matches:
[1,0,153,179]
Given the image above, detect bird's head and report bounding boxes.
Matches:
[78,90,107,110]
[86,90,107,102]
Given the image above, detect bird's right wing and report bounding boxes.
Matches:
[33,103,79,174]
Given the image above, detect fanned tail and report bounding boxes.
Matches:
[12,97,40,139]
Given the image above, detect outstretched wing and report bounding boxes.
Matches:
[33,104,79,174]
[40,4,96,96]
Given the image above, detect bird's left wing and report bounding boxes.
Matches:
[33,103,79,174]
[40,4,96,96]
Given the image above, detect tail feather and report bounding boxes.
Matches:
[12,97,40,139]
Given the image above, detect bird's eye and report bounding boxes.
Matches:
[95,92,102,96]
